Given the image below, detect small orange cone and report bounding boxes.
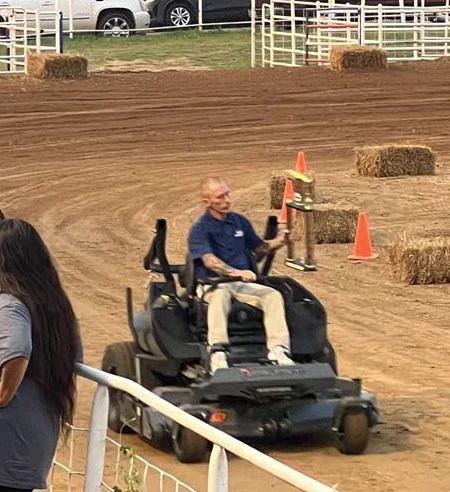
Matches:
[295,151,307,173]
[348,212,378,261]
[279,179,294,223]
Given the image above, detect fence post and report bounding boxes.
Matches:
[83,384,109,492]
[251,0,256,67]
[269,0,275,67]
[199,0,203,31]
[208,445,228,492]
[10,12,16,72]
[36,9,41,53]
[69,0,74,39]
[290,0,295,65]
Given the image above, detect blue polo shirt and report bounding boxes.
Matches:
[188,211,263,279]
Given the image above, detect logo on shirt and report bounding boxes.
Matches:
[234,229,244,238]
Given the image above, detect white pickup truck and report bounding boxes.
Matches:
[0,0,150,36]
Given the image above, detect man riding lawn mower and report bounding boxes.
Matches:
[101,181,378,463]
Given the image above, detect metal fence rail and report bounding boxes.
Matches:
[73,362,338,492]
[0,7,60,74]
[48,423,197,492]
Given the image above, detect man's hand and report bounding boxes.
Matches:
[268,229,289,251]
[229,269,257,282]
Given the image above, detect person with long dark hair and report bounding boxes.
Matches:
[0,219,82,492]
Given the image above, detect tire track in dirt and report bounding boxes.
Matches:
[1,60,450,492]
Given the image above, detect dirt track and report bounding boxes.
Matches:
[1,59,450,492]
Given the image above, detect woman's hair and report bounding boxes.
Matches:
[0,219,79,432]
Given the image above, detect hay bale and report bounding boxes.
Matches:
[389,231,450,284]
[27,53,88,79]
[354,145,435,177]
[269,170,317,209]
[330,45,387,71]
[292,202,358,244]
[269,171,287,209]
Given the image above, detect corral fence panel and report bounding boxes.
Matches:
[251,0,450,66]
[0,6,61,74]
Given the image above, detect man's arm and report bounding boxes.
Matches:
[253,231,288,256]
[201,253,237,276]
[201,254,256,282]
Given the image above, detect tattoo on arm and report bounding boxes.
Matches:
[202,253,235,276]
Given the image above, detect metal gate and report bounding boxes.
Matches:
[251,0,450,67]
[0,7,61,74]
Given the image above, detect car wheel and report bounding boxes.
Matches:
[101,341,136,434]
[165,3,195,27]
[98,11,135,37]
[336,411,370,455]
[172,423,210,463]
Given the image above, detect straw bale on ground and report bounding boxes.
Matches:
[354,145,435,177]
[269,171,316,209]
[330,45,387,71]
[292,202,358,243]
[27,53,88,79]
[389,231,450,284]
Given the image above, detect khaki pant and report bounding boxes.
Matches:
[202,282,290,351]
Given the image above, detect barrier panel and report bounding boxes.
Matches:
[252,0,450,67]
[0,7,61,74]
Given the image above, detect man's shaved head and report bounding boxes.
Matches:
[201,177,227,198]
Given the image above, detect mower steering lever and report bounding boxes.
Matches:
[198,275,263,288]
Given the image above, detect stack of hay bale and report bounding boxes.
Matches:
[269,169,358,244]
[354,144,441,282]
[329,45,387,71]
[27,53,88,79]
[389,231,450,284]
[354,145,436,177]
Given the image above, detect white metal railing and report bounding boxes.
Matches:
[252,0,450,67]
[48,423,197,492]
[0,7,60,74]
[73,362,338,492]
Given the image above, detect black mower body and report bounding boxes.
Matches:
[102,218,379,462]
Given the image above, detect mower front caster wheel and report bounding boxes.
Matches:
[336,411,370,455]
[172,423,210,463]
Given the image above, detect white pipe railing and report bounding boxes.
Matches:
[0,7,60,74]
[76,362,337,492]
[254,0,450,67]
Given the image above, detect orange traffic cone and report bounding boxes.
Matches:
[279,179,294,223]
[348,212,378,261]
[295,151,307,173]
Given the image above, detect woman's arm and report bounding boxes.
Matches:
[0,356,29,406]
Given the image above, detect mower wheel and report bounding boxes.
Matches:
[172,424,210,463]
[336,411,370,455]
[101,341,136,434]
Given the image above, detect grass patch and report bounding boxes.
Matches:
[65,29,252,71]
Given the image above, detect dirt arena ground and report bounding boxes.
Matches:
[1,58,450,492]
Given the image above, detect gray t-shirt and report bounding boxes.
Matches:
[0,294,59,490]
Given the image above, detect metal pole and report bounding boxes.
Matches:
[208,445,228,492]
[269,0,274,67]
[251,0,256,67]
[290,0,295,65]
[83,384,109,492]
[59,11,63,53]
[199,0,203,31]
[55,0,62,54]
[36,9,41,53]
[69,0,74,39]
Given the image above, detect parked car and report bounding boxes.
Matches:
[145,0,251,27]
[145,0,448,27]
[0,0,150,36]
